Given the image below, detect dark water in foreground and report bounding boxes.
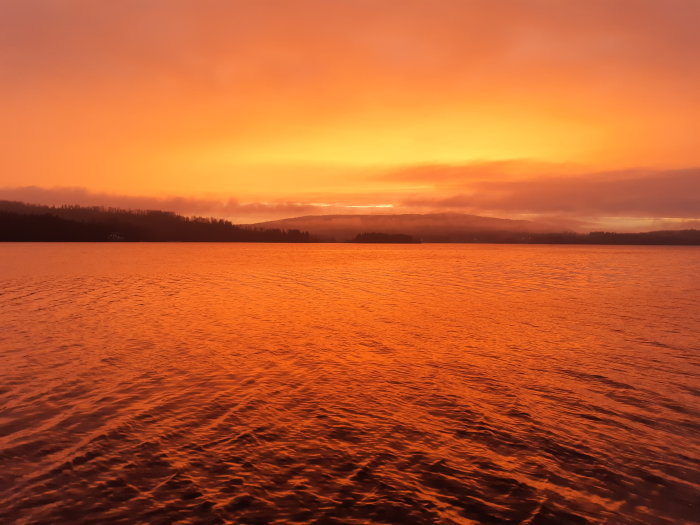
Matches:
[1,244,699,525]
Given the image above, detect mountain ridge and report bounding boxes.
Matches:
[1,201,698,244]
[252,212,559,242]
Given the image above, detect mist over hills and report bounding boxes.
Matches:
[0,201,698,244]
[253,213,560,242]
[253,213,700,244]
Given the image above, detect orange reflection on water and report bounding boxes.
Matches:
[1,244,699,524]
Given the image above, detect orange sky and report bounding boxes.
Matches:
[1,0,698,227]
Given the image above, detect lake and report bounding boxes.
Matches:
[1,243,698,524]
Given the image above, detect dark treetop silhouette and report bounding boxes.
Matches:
[1,201,698,244]
[0,201,313,242]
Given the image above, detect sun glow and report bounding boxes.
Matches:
[182,107,598,172]
[0,1,697,223]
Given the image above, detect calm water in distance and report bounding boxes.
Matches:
[1,243,699,524]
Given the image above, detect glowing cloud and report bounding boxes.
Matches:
[1,1,698,223]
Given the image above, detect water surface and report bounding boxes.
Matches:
[1,244,699,524]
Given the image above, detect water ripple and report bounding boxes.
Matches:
[1,244,699,524]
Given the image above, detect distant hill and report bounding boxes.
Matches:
[253,213,700,245]
[2,202,698,244]
[253,213,557,242]
[0,201,313,242]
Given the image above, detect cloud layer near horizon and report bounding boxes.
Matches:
[1,1,698,218]
[396,166,700,218]
[2,164,697,230]
[0,187,323,223]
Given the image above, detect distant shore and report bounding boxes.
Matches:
[1,201,699,245]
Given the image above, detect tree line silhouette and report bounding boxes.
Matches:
[0,201,314,242]
[1,200,698,244]
[349,232,421,243]
[446,230,700,245]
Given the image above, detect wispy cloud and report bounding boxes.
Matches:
[396,165,700,219]
[1,163,698,229]
[0,186,394,222]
